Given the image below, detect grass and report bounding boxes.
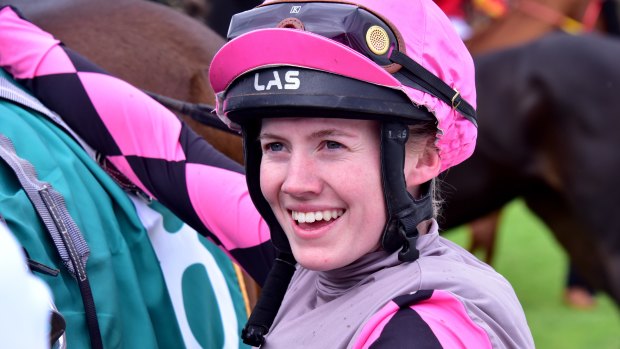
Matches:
[444,199,620,349]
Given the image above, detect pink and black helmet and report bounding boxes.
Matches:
[209,0,477,344]
[211,0,477,172]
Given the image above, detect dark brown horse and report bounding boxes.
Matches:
[455,0,619,279]
[440,32,620,305]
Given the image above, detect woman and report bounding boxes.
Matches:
[0,1,534,347]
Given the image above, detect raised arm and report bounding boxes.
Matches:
[0,6,274,284]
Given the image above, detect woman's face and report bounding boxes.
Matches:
[259,118,386,271]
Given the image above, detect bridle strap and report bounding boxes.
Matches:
[144,91,240,136]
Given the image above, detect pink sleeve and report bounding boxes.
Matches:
[354,290,492,349]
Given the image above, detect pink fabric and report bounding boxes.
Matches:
[354,291,492,348]
[79,73,186,161]
[186,163,271,249]
[210,29,401,92]
[0,7,77,78]
[413,290,492,348]
[210,0,477,172]
[352,301,399,349]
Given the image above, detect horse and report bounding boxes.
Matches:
[446,0,619,288]
[439,32,620,305]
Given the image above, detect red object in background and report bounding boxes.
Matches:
[435,0,508,20]
[435,0,467,18]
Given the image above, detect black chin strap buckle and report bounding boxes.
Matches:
[397,224,420,262]
[242,325,268,347]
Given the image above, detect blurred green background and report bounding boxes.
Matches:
[444,199,620,349]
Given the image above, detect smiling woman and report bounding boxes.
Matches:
[259,118,390,271]
[0,0,534,348]
[209,0,534,345]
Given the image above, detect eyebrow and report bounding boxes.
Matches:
[258,128,357,141]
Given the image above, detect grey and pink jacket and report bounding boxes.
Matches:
[0,6,534,348]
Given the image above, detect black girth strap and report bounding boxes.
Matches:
[389,50,478,127]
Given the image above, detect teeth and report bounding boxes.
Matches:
[292,209,344,224]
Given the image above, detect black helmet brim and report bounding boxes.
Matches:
[222,67,435,126]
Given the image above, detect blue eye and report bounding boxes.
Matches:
[266,142,284,152]
[325,141,343,150]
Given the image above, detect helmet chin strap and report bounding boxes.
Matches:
[240,120,298,347]
[242,252,297,347]
[380,122,434,262]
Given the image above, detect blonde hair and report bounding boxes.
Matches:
[407,122,443,218]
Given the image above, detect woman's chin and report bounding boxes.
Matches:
[293,251,340,271]
[292,248,355,271]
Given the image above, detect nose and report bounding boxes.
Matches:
[281,152,322,198]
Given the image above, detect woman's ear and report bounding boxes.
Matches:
[404,140,441,193]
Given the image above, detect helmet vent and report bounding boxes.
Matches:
[366,25,390,55]
[277,17,305,30]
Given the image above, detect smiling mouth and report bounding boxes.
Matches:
[291,209,344,228]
